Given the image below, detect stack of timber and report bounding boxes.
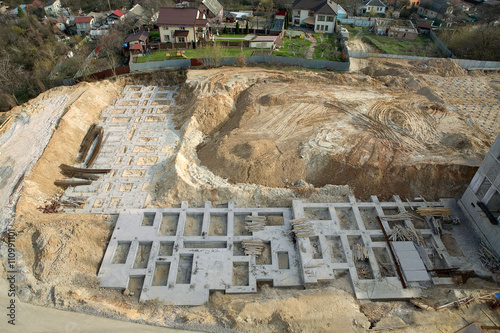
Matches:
[389,222,424,245]
[55,164,111,188]
[78,123,104,167]
[290,218,314,238]
[245,216,266,232]
[242,239,265,256]
[416,206,451,216]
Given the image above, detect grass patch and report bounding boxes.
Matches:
[215,33,247,38]
[214,38,247,42]
[312,33,342,61]
[272,36,310,58]
[135,47,259,62]
[346,26,441,57]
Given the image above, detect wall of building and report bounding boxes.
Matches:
[459,134,500,256]
[292,9,311,25]
[160,26,196,43]
[314,15,336,33]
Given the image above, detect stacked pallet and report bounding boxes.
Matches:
[245,216,266,232]
[416,207,451,216]
[242,239,265,256]
[290,218,314,238]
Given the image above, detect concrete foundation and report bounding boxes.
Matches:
[98,196,461,305]
[62,85,180,213]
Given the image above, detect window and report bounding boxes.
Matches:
[180,27,185,30]
[327,16,334,22]
[309,10,314,16]
[324,25,329,32]
[317,15,325,21]
[316,25,320,30]
[178,37,185,42]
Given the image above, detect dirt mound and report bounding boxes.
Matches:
[361,58,466,78]
[194,70,488,200]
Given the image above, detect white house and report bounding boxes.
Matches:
[41,0,60,16]
[292,0,338,33]
[357,0,387,15]
[74,16,94,36]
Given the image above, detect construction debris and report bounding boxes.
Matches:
[38,193,64,213]
[290,218,314,238]
[478,242,500,273]
[60,197,87,208]
[242,239,265,256]
[409,297,439,310]
[245,216,266,232]
[416,206,452,216]
[353,243,369,261]
[389,222,424,246]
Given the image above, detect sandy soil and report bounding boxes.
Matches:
[1,63,500,333]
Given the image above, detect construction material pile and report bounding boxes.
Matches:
[478,242,500,273]
[242,239,265,256]
[290,218,314,238]
[417,206,452,216]
[78,123,104,167]
[389,222,424,246]
[245,216,266,232]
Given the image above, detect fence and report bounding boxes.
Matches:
[429,30,454,58]
[129,55,350,72]
[149,41,251,51]
[348,51,500,70]
[338,17,375,27]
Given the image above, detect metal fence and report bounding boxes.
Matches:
[429,30,454,58]
[349,50,500,70]
[338,17,375,27]
[130,55,350,72]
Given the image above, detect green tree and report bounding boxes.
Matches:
[202,42,226,67]
[245,20,249,34]
[235,20,240,34]
[224,25,228,34]
[17,7,25,18]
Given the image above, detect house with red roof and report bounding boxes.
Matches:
[74,16,94,36]
[157,7,208,43]
[108,9,125,24]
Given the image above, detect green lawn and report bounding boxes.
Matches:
[215,33,247,38]
[135,48,260,63]
[312,33,342,61]
[214,38,247,42]
[272,36,311,58]
[346,26,441,57]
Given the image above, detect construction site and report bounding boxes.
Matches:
[1,60,500,332]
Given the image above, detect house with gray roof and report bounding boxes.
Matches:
[292,0,338,33]
[199,0,223,18]
[417,0,452,19]
[357,0,387,15]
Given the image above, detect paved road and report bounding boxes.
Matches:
[0,266,199,333]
